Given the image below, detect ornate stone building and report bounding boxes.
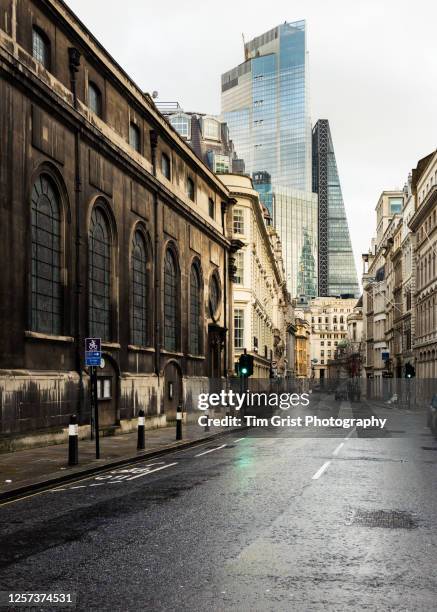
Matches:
[220,174,294,379]
[0,0,235,440]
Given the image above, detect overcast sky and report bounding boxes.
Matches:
[68,0,437,278]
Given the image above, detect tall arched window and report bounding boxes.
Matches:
[131,231,148,346]
[89,206,111,339]
[189,264,202,355]
[31,175,62,334]
[164,248,178,351]
[32,27,50,69]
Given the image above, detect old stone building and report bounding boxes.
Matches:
[0,0,235,441]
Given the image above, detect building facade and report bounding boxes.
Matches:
[312,120,359,298]
[294,317,311,378]
[0,0,235,439]
[296,297,357,380]
[221,21,318,298]
[410,151,437,378]
[156,103,244,176]
[220,174,294,378]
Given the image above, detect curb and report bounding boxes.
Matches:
[0,426,248,504]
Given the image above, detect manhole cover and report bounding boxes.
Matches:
[348,509,417,529]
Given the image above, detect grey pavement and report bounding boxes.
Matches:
[0,399,436,611]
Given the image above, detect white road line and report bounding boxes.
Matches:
[332,442,344,456]
[50,488,66,492]
[344,427,356,440]
[234,438,245,442]
[312,461,331,480]
[127,462,178,480]
[195,444,227,457]
[70,485,86,489]
[89,483,104,487]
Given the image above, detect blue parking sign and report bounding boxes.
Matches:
[85,337,101,366]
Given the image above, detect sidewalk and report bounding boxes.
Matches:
[0,421,240,502]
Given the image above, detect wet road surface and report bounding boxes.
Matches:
[0,400,436,611]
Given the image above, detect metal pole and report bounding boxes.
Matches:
[92,366,100,459]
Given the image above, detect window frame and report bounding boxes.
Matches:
[129,122,141,153]
[187,177,195,202]
[161,153,171,180]
[88,81,103,118]
[32,26,51,70]
[88,205,112,340]
[189,262,203,355]
[131,229,150,347]
[163,246,180,352]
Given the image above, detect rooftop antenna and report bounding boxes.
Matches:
[242,33,248,60]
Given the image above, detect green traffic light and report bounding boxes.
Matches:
[241,368,248,375]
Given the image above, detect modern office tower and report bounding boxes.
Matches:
[312,120,359,298]
[221,21,317,297]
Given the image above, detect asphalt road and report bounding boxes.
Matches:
[0,399,436,611]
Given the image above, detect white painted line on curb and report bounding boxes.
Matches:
[127,462,178,480]
[312,461,331,480]
[332,442,344,456]
[234,438,245,442]
[195,444,227,457]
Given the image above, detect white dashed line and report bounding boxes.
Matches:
[234,438,246,442]
[127,462,178,480]
[312,461,331,480]
[90,483,104,487]
[70,485,86,489]
[344,427,356,440]
[195,444,227,457]
[332,442,344,456]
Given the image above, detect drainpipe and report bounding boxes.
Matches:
[221,201,228,378]
[68,49,84,420]
[150,130,160,377]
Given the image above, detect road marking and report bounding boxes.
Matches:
[70,485,86,489]
[312,461,331,480]
[195,444,227,457]
[344,427,356,440]
[127,462,178,480]
[332,442,344,456]
[234,438,245,442]
[89,483,104,487]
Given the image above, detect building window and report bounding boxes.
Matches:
[169,114,191,139]
[131,231,148,346]
[129,123,141,153]
[234,309,244,349]
[234,252,244,284]
[189,264,202,355]
[164,248,178,351]
[187,177,195,201]
[202,117,220,141]
[389,197,403,214]
[89,206,111,340]
[31,175,62,335]
[209,273,221,320]
[88,82,102,117]
[208,198,215,219]
[161,153,171,180]
[97,377,112,399]
[233,208,244,234]
[32,27,50,69]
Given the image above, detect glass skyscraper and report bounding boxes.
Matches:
[221,21,317,298]
[312,119,359,298]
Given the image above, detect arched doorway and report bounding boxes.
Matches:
[163,361,182,421]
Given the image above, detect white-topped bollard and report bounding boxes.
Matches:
[176,402,183,440]
[137,409,145,450]
[68,414,79,466]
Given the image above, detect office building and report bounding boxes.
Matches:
[312,120,359,297]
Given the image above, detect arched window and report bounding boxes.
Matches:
[31,175,62,334]
[131,231,148,346]
[161,153,171,180]
[129,122,141,153]
[32,27,50,69]
[164,248,179,351]
[189,264,202,355]
[187,177,195,201]
[209,273,221,320]
[88,81,102,117]
[89,207,111,339]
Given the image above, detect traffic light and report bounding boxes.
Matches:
[405,363,415,378]
[238,353,254,377]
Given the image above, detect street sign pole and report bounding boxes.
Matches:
[92,366,100,459]
[85,338,101,460]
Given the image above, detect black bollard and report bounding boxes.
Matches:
[137,409,145,450]
[68,414,79,466]
[204,408,210,432]
[176,402,183,440]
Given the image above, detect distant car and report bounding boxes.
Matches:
[427,394,437,436]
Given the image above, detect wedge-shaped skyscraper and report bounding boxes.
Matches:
[312,120,359,297]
